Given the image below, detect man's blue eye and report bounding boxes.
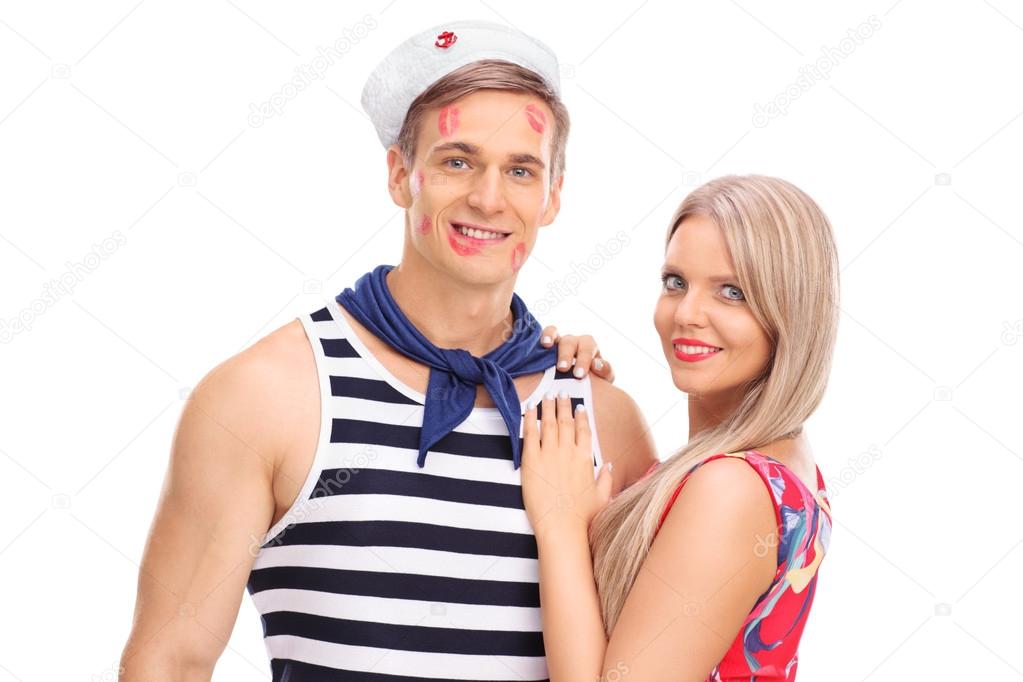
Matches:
[446,159,467,169]
[510,167,532,178]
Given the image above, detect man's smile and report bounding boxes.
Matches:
[449,220,513,243]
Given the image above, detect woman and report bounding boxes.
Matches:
[523,174,839,681]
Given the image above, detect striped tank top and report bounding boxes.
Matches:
[246,298,604,681]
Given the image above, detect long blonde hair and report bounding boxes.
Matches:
[589,174,841,634]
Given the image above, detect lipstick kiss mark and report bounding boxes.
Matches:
[524,104,546,134]
[448,230,480,256]
[438,106,460,137]
[417,215,431,235]
[411,170,425,197]
[511,242,527,272]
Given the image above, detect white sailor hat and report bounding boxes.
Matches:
[361,20,562,148]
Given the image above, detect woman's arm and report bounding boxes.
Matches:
[522,393,612,682]
[601,458,778,681]
[536,515,609,682]
[522,396,779,682]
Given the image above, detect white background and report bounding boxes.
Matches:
[2,1,1021,679]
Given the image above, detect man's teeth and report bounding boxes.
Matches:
[456,224,505,240]
[675,344,722,354]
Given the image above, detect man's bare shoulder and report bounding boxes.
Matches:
[198,319,310,397]
[588,375,659,491]
[189,319,317,469]
[248,318,314,378]
[588,374,639,414]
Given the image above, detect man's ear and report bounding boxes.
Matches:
[539,174,564,227]
[386,144,412,209]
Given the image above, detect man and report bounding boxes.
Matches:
[120,20,657,681]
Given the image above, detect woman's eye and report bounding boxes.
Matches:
[661,274,684,291]
[723,285,745,301]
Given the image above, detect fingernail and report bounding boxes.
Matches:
[544,391,555,400]
[573,367,584,378]
[542,335,552,345]
[558,390,569,399]
[558,360,569,369]
[575,403,586,413]
[593,358,604,370]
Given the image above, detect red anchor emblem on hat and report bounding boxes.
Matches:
[435,31,457,48]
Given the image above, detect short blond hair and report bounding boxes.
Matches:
[396,59,570,179]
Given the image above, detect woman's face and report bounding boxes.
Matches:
[653,214,773,402]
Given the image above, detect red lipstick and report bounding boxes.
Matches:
[671,337,723,363]
[447,221,511,256]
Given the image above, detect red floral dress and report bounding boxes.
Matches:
[649,450,832,680]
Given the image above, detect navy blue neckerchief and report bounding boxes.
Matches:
[336,264,556,469]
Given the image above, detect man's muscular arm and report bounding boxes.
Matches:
[119,325,311,679]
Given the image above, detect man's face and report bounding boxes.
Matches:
[388,89,561,286]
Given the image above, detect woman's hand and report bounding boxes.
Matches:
[521,392,614,541]
[540,326,615,383]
